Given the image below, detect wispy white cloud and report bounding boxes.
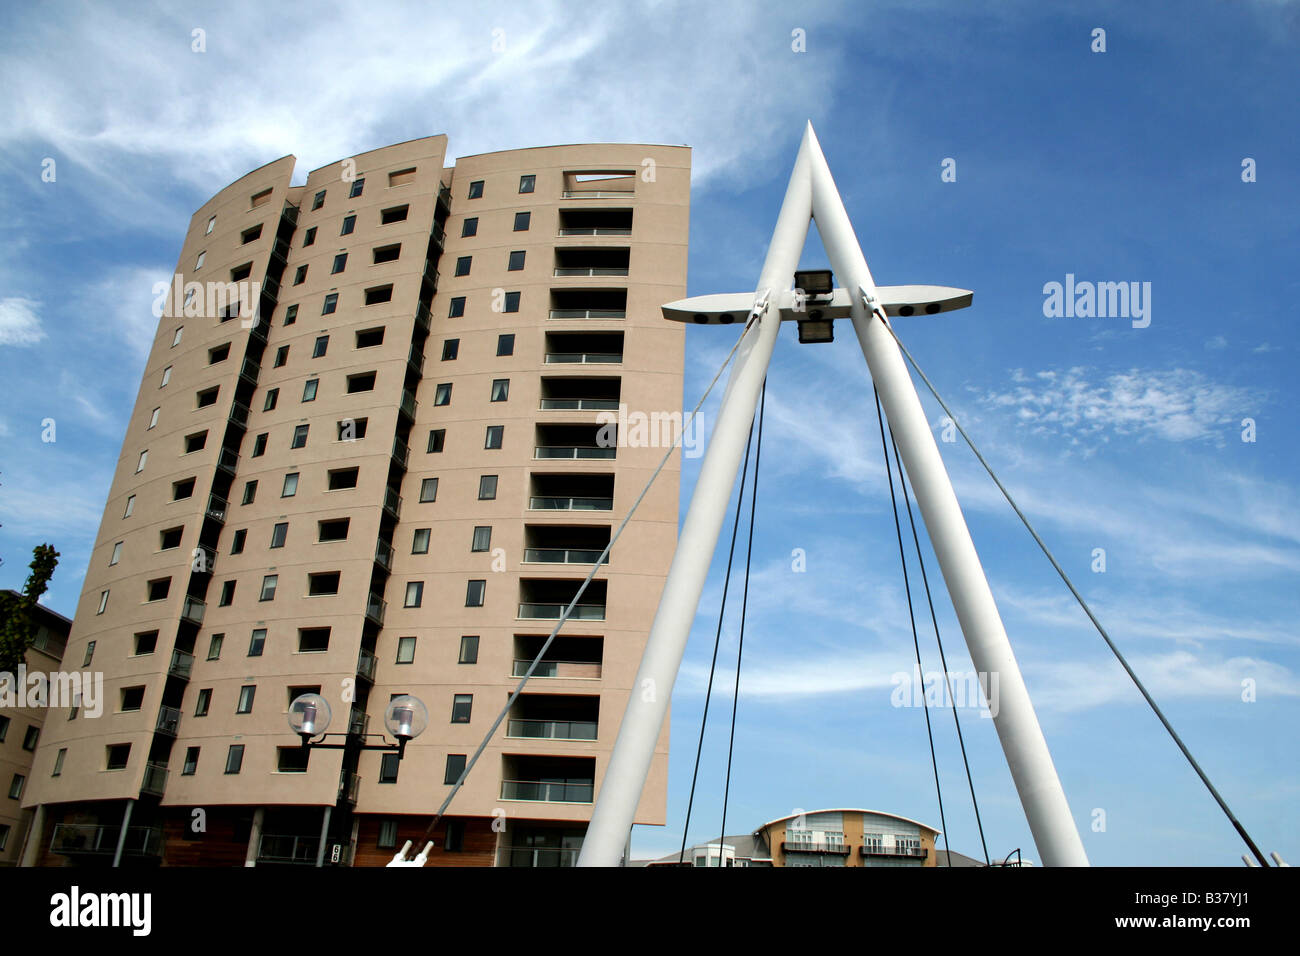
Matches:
[0,297,45,346]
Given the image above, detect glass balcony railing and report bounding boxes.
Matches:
[383,487,402,521]
[180,595,206,625]
[557,226,632,236]
[141,761,168,796]
[155,705,181,736]
[357,648,378,681]
[496,844,580,867]
[50,824,163,857]
[227,402,250,427]
[539,398,621,410]
[407,345,425,377]
[561,189,634,199]
[511,660,603,679]
[168,648,194,680]
[391,437,409,469]
[535,446,616,460]
[548,309,626,320]
[414,303,431,335]
[399,389,418,422]
[364,594,386,627]
[257,834,319,864]
[543,352,622,365]
[522,548,609,565]
[518,603,605,621]
[205,494,228,524]
[506,718,598,740]
[338,770,360,804]
[238,357,260,386]
[431,219,446,250]
[347,708,370,736]
[500,779,594,803]
[374,539,394,571]
[528,496,613,512]
[553,267,630,277]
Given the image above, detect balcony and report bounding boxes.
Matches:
[436,182,451,215]
[558,208,632,236]
[141,761,168,796]
[193,545,217,575]
[391,436,410,470]
[50,824,163,858]
[238,356,260,387]
[406,344,425,377]
[180,595,206,625]
[357,648,378,682]
[227,401,250,428]
[860,844,928,860]
[382,486,402,521]
[155,705,181,736]
[414,302,431,335]
[529,473,614,512]
[549,288,627,320]
[522,548,609,565]
[554,247,630,277]
[539,376,621,411]
[535,422,616,461]
[535,445,615,460]
[513,635,603,680]
[501,756,596,803]
[216,448,239,476]
[257,834,320,865]
[364,594,387,627]
[518,579,606,621]
[399,388,418,423]
[347,707,370,736]
[430,219,446,251]
[524,524,611,565]
[205,494,228,524]
[507,694,599,740]
[168,648,194,680]
[260,274,281,303]
[783,840,851,855]
[339,770,360,805]
[544,331,623,365]
[497,844,580,867]
[271,236,290,266]
[374,538,394,571]
[421,261,439,293]
[280,201,300,227]
[512,659,603,679]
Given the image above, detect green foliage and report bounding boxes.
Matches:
[0,544,60,676]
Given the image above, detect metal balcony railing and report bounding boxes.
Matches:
[518,603,605,621]
[216,448,239,475]
[382,487,402,521]
[557,227,632,236]
[535,446,616,460]
[339,770,360,804]
[522,548,609,565]
[553,267,630,277]
[421,261,439,291]
[357,649,378,682]
[168,648,194,680]
[227,401,250,427]
[501,780,594,803]
[238,357,260,386]
[347,708,370,736]
[539,397,620,410]
[437,182,451,213]
[561,189,634,199]
[260,274,281,302]
[860,844,927,858]
[543,352,621,365]
[364,594,387,627]
[528,496,613,512]
[431,219,446,250]
[180,595,206,625]
[391,437,409,470]
[374,539,394,571]
[205,494,228,524]
[414,302,431,335]
[548,309,626,320]
[193,545,216,574]
[407,345,425,377]
[50,824,163,857]
[507,718,598,740]
[155,705,181,736]
[271,236,291,265]
[399,389,418,422]
[783,840,851,855]
[141,761,168,796]
[497,844,580,867]
[257,834,320,864]
[512,660,603,679]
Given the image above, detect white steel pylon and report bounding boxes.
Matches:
[576,123,1089,867]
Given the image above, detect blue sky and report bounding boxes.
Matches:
[1,0,1296,866]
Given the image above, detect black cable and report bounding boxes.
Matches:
[678,415,757,863]
[888,428,991,866]
[875,385,951,866]
[719,379,766,863]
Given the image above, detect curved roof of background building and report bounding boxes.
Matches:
[755,808,941,836]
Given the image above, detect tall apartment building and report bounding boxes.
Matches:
[21,135,689,867]
[1,595,70,865]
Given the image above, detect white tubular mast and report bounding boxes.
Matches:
[578,123,1088,867]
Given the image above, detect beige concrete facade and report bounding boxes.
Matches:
[21,135,689,866]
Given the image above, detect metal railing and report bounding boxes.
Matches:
[216,448,239,475]
[364,594,387,626]
[783,840,850,854]
[414,302,431,334]
[548,309,626,320]
[238,357,260,386]
[348,708,370,736]
[141,761,168,795]
[271,236,290,264]
[561,189,634,199]
[557,227,632,236]
[507,718,598,740]
[544,352,621,364]
[205,494,228,523]
[357,649,378,681]
[553,267,630,277]
[860,843,927,858]
[399,388,418,422]
[339,770,360,804]
[227,401,250,427]
[155,705,181,736]
[407,345,425,376]
[391,437,409,469]
[421,261,439,291]
[257,833,319,864]
[512,660,603,679]
[180,595,206,625]
[50,824,163,857]
[497,845,580,867]
[518,603,605,621]
[383,487,402,520]
[437,182,451,212]
[194,545,216,574]
[535,446,616,460]
[430,219,446,249]
[539,397,620,410]
[168,648,194,680]
[528,496,613,511]
[500,780,594,803]
[374,539,394,571]
[522,548,610,564]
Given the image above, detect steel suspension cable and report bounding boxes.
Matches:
[719,379,765,862]
[875,385,952,866]
[874,315,1270,867]
[888,428,991,866]
[678,416,756,863]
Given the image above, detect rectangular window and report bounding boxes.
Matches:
[448,296,465,318]
[270,521,288,548]
[337,417,367,440]
[364,285,393,305]
[379,753,400,784]
[218,580,235,606]
[242,223,263,244]
[291,424,309,448]
[252,432,268,457]
[471,526,491,552]
[467,180,484,199]
[412,528,431,553]
[318,518,350,542]
[206,215,216,234]
[273,345,289,368]
[298,627,331,652]
[49,748,63,776]
[404,581,423,608]
[427,428,445,453]
[263,388,279,411]
[478,475,497,500]
[284,303,298,325]
[349,177,365,198]
[308,572,341,596]
[420,477,438,502]
[465,579,486,607]
[82,641,96,666]
[124,494,136,518]
[454,255,471,276]
[313,335,329,357]
[497,333,515,356]
[332,252,348,274]
[208,343,230,364]
[184,430,208,453]
[507,250,525,271]
[380,204,408,224]
[513,211,531,231]
[281,473,299,497]
[109,541,123,565]
[378,821,398,849]
[356,327,385,348]
[461,217,478,238]
[444,753,467,785]
[434,383,452,406]
[147,577,171,602]
[451,694,473,722]
[207,633,224,660]
[396,636,416,664]
[161,366,171,387]
[341,215,356,236]
[388,167,416,187]
[312,189,326,210]
[196,386,219,408]
[303,226,317,247]
[104,745,130,772]
[173,477,196,499]
[322,293,338,315]
[293,265,307,285]
[446,820,466,852]
[136,450,148,473]
[120,686,145,711]
[519,174,535,193]
[231,529,246,554]
[159,527,183,550]
[23,725,40,752]
[259,574,278,601]
[182,747,199,775]
[302,378,318,402]
[503,291,521,313]
[242,480,258,504]
[133,630,157,655]
[491,378,512,402]
[458,635,479,664]
[277,747,310,773]
[195,688,211,716]
[347,372,376,393]
[328,467,359,490]
[248,628,266,656]
[442,339,459,361]
[485,425,503,450]
[172,326,184,347]
[97,590,108,614]
[236,685,256,714]
[225,744,244,774]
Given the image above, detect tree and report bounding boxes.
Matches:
[0,544,60,676]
